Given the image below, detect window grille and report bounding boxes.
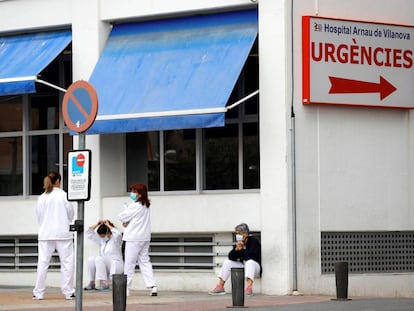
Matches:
[0,236,60,271]
[0,235,230,272]
[321,231,414,274]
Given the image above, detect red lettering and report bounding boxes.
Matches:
[336,44,348,63]
[349,44,359,64]
[324,43,336,63]
[311,42,323,62]
[360,46,372,65]
[403,49,413,69]
[393,49,402,68]
[373,47,384,66]
[384,48,392,67]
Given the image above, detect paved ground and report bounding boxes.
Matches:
[0,286,412,311]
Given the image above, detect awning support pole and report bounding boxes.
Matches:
[35,78,67,93]
[226,89,259,111]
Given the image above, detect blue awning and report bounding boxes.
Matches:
[88,9,258,134]
[0,30,72,95]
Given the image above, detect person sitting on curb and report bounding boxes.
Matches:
[84,220,124,291]
[209,223,261,296]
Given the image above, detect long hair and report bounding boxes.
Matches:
[130,183,150,208]
[43,171,61,194]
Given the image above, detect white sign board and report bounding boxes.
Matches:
[67,149,91,201]
[302,16,414,108]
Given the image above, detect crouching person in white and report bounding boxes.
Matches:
[209,223,261,296]
[84,220,123,290]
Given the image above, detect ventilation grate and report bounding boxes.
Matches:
[321,231,414,274]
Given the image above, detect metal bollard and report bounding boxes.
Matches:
[112,274,127,311]
[332,262,351,301]
[230,267,245,307]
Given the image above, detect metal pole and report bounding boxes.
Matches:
[75,133,86,311]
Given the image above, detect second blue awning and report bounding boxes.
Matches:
[0,30,72,95]
[88,9,258,134]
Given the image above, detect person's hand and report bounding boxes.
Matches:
[235,241,244,251]
[104,220,113,229]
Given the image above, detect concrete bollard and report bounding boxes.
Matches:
[230,267,245,307]
[333,262,351,301]
[112,274,127,311]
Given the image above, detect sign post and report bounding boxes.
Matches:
[63,80,98,311]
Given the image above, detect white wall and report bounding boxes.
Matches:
[0,0,71,34]
[293,0,414,297]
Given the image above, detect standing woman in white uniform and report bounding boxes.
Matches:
[84,219,124,290]
[33,171,75,300]
[119,183,157,297]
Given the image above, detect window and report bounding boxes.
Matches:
[125,40,259,192]
[164,130,196,191]
[0,48,72,196]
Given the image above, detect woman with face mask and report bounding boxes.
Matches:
[84,220,124,290]
[118,183,157,297]
[209,223,261,296]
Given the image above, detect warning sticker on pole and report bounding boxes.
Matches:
[67,149,91,201]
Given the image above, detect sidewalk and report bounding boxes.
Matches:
[0,286,413,311]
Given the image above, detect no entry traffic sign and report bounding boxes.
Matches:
[63,80,98,132]
[302,16,414,108]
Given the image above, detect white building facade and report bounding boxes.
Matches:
[0,0,413,297]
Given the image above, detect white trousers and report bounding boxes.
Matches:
[218,259,261,282]
[124,241,156,289]
[87,256,123,282]
[33,240,74,298]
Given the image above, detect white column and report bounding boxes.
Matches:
[71,0,111,276]
[258,0,292,295]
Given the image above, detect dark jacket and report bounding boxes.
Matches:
[228,236,261,269]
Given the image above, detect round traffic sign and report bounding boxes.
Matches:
[62,80,98,133]
[76,154,85,167]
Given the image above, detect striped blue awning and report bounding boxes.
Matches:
[88,10,258,134]
[0,30,71,95]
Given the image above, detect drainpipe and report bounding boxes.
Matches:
[290,106,299,294]
[289,0,300,295]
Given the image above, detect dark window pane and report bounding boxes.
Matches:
[0,137,23,195]
[126,132,160,191]
[0,96,23,132]
[164,130,196,191]
[204,124,238,190]
[243,123,260,189]
[29,95,59,130]
[30,135,59,195]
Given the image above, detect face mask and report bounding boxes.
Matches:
[235,234,244,242]
[101,236,109,243]
[130,192,137,201]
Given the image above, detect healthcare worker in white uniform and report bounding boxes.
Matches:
[33,171,75,300]
[119,183,157,297]
[84,219,124,290]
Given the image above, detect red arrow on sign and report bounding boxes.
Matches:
[328,76,397,101]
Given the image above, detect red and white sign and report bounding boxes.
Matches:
[302,16,414,108]
[76,153,85,167]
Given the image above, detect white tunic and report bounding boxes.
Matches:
[118,201,151,242]
[86,227,123,261]
[36,187,75,240]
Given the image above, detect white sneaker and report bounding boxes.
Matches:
[151,286,158,296]
[65,293,76,300]
[32,295,43,300]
